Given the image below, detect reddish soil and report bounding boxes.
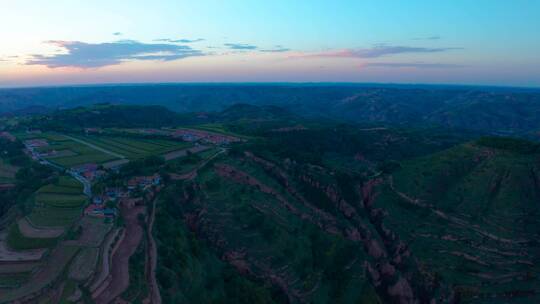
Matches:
[144,199,162,304]
[94,204,145,304]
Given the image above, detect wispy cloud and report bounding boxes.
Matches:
[297,45,462,59]
[260,46,290,53]
[224,43,258,50]
[113,32,122,36]
[154,38,205,43]
[26,40,204,68]
[413,36,441,41]
[364,62,466,69]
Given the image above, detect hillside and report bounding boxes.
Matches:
[372,140,540,302]
[153,127,539,303]
[2,85,540,138]
[1,107,539,303]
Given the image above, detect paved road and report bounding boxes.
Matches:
[30,146,92,197]
[69,170,92,197]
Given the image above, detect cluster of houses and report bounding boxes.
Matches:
[84,187,125,218]
[137,128,171,136]
[0,132,15,142]
[0,183,15,192]
[72,163,106,182]
[84,128,103,134]
[127,173,161,190]
[23,139,49,149]
[172,129,241,145]
[84,174,162,218]
[128,127,241,145]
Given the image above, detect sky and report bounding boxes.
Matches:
[0,0,539,88]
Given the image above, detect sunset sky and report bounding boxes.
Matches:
[1,0,539,87]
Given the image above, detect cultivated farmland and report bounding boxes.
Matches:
[0,160,18,184]
[69,135,191,160]
[25,176,86,229]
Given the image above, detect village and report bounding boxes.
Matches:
[0,124,234,303]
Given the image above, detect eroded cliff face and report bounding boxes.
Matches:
[215,152,456,303]
[163,144,540,303]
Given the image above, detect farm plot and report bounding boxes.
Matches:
[0,273,29,288]
[0,160,18,184]
[35,193,87,208]
[6,224,58,250]
[0,244,79,303]
[0,262,40,274]
[68,247,99,281]
[28,206,81,227]
[36,134,120,168]
[26,176,86,228]
[0,231,46,262]
[70,135,191,160]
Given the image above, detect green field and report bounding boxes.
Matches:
[28,205,82,227]
[11,132,41,140]
[43,138,118,167]
[0,273,29,288]
[26,176,86,227]
[69,134,190,160]
[189,124,248,138]
[21,132,119,167]
[20,132,192,168]
[0,244,80,303]
[37,184,83,195]
[6,224,58,250]
[0,160,18,183]
[35,193,87,208]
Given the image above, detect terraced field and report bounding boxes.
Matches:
[0,160,17,184]
[4,176,85,253]
[25,176,86,229]
[0,174,114,303]
[69,135,191,160]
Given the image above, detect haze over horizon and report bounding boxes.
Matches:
[1,0,539,88]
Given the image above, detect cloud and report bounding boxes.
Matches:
[26,40,204,68]
[364,62,465,69]
[224,43,258,50]
[113,32,122,36]
[413,36,441,40]
[298,45,462,59]
[154,38,205,43]
[0,55,19,61]
[260,47,291,53]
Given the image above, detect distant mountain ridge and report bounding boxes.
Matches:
[1,84,540,138]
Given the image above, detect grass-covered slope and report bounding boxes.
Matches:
[374,140,540,302]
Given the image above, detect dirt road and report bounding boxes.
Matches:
[144,199,162,304]
[93,205,145,304]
